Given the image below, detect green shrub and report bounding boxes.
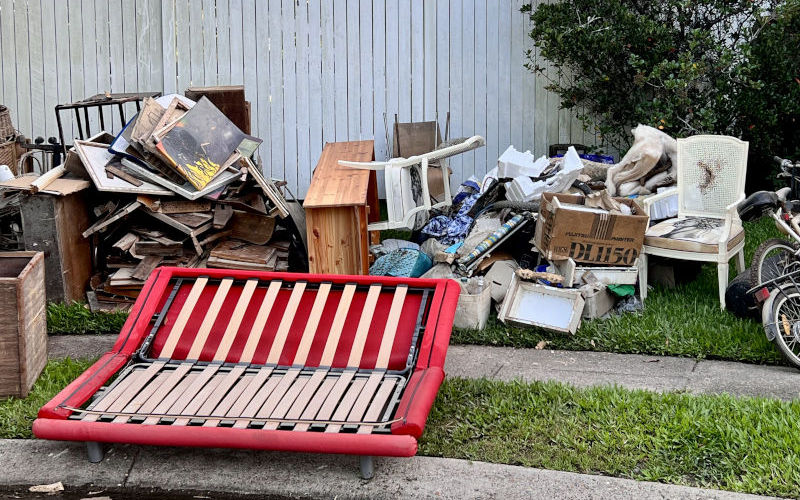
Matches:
[522,0,797,165]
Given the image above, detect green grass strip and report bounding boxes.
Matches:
[420,377,800,498]
[0,358,94,439]
[47,302,128,335]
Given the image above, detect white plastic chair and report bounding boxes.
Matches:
[638,135,748,309]
[338,135,485,231]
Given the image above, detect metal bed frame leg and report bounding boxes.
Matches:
[359,456,374,479]
[86,442,104,463]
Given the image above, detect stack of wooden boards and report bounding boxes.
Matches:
[0,88,306,308]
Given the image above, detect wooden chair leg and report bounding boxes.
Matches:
[736,249,746,273]
[718,262,729,310]
[638,253,648,300]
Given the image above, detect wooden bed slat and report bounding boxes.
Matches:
[374,285,408,368]
[346,372,383,423]
[83,361,166,422]
[164,364,220,417]
[293,376,337,432]
[285,370,327,422]
[263,372,310,430]
[325,377,368,433]
[176,365,247,425]
[233,376,282,428]
[266,282,307,364]
[255,368,301,421]
[203,373,257,427]
[357,378,398,434]
[113,371,173,423]
[160,277,209,358]
[141,364,193,424]
[346,284,382,367]
[318,284,356,366]
[314,370,356,425]
[186,278,234,359]
[206,368,274,427]
[213,279,259,361]
[292,283,331,365]
[239,280,283,363]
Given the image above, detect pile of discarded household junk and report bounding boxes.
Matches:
[0,91,304,309]
[364,123,681,333]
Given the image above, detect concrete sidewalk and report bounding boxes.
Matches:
[49,335,800,400]
[444,345,800,400]
[0,439,777,499]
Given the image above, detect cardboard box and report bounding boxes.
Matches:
[534,193,648,266]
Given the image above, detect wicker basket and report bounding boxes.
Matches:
[0,140,16,175]
[0,106,15,141]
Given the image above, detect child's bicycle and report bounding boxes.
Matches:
[738,156,800,367]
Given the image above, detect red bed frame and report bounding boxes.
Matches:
[34,267,460,478]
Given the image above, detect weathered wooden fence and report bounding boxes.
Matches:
[0,0,595,197]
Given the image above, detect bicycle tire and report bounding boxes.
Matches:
[762,286,800,369]
[749,238,800,289]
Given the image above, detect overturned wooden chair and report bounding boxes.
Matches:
[34,267,460,478]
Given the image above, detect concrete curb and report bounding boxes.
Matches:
[0,440,777,499]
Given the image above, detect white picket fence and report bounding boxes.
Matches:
[0,0,597,197]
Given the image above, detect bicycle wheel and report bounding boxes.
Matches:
[763,286,800,369]
[750,238,800,289]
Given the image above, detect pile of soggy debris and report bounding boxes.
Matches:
[368,124,678,333]
[3,93,305,309]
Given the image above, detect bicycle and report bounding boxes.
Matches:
[737,156,800,368]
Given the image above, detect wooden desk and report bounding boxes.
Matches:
[304,141,379,275]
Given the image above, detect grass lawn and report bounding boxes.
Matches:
[0,358,93,439]
[452,217,787,365]
[4,359,798,497]
[420,377,800,498]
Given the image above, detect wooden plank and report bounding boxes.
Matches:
[293,375,336,431]
[131,255,162,281]
[448,0,463,182]
[291,282,331,365]
[202,0,218,86]
[422,0,436,120]
[384,0,398,132]
[285,369,325,421]
[461,0,475,177]
[497,0,511,153]
[397,0,411,121]
[121,0,137,92]
[135,0,150,93]
[345,371,382,424]
[213,278,259,361]
[473,0,488,174]
[113,371,172,423]
[313,370,354,425]
[486,2,500,164]
[374,285,407,368]
[28,0,45,139]
[175,365,246,424]
[108,0,124,130]
[435,0,449,142]
[346,284,381,367]
[319,283,356,366]
[141,363,195,424]
[232,375,281,428]
[307,0,323,176]
[332,0,348,141]
[358,0,372,141]
[323,375,366,432]
[84,361,166,421]
[410,0,423,121]
[13,0,31,138]
[346,0,360,140]
[188,0,204,84]
[1,0,16,127]
[175,0,191,93]
[282,0,298,192]
[202,372,255,427]
[357,377,396,433]
[261,368,305,429]
[320,0,335,144]
[242,0,258,139]
[148,0,163,92]
[159,277,208,358]
[371,0,387,164]
[268,0,284,177]
[265,281,306,364]
[238,280,282,363]
[295,0,310,198]
[229,0,244,84]
[93,0,111,134]
[217,367,273,424]
[165,364,220,420]
[186,278,234,359]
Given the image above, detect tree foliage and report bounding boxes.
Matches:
[522,0,798,165]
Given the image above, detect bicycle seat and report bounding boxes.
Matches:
[738,191,779,221]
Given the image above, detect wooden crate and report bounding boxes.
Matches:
[20,192,92,302]
[0,251,47,398]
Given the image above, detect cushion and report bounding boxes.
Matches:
[644,217,744,253]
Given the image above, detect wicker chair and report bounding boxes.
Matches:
[639,135,749,309]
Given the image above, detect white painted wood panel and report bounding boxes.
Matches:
[0,0,593,194]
